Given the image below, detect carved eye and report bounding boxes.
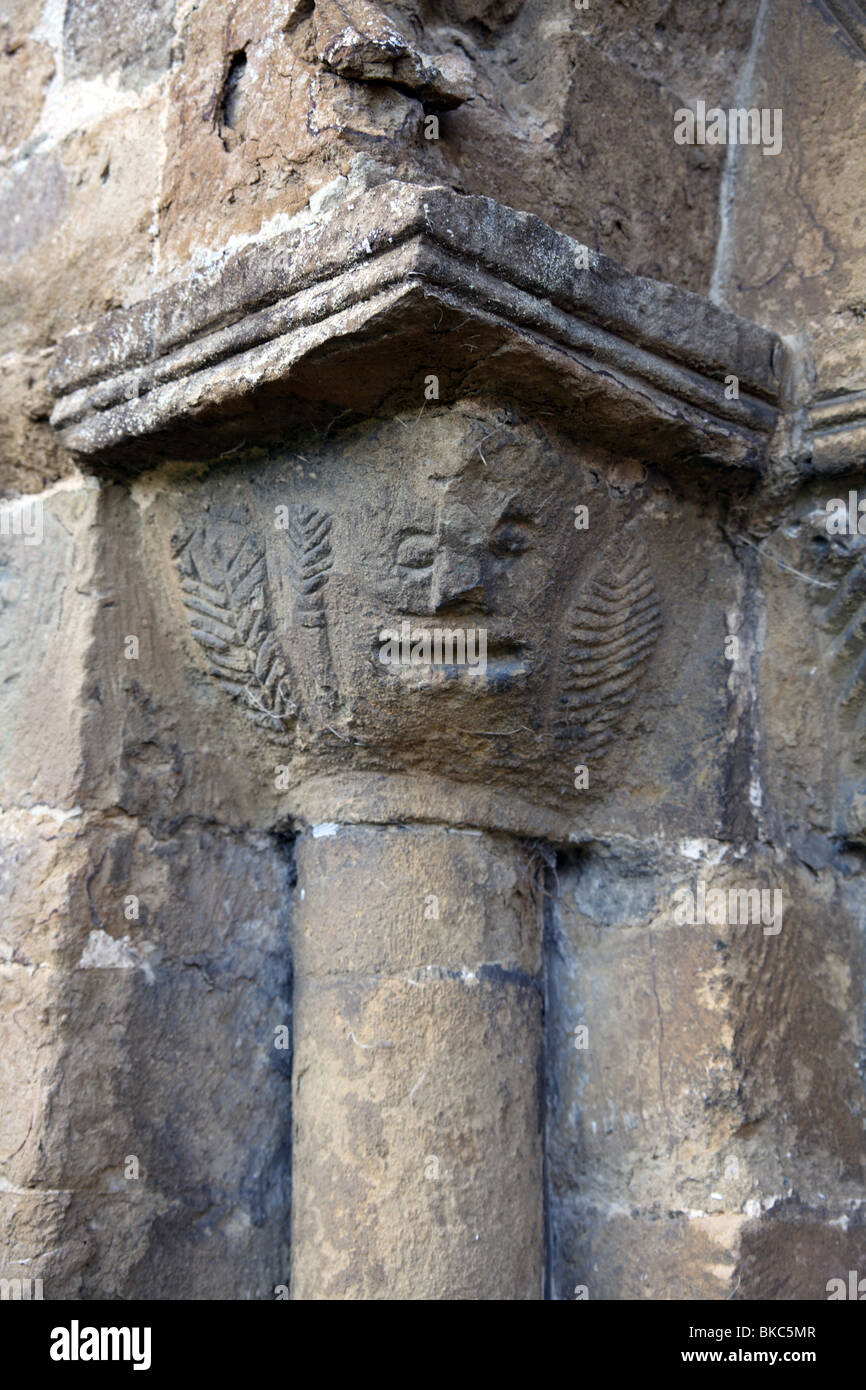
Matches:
[396,535,436,571]
[491,522,532,557]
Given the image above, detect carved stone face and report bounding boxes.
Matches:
[294,407,586,798]
[339,410,566,691]
[171,403,661,820]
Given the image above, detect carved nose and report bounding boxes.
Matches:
[429,549,485,612]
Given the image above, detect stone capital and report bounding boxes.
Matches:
[50,179,783,474]
[46,180,797,839]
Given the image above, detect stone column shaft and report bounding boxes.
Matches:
[290,823,545,1299]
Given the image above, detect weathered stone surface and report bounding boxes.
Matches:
[116,402,751,846]
[313,0,474,106]
[749,487,866,854]
[0,105,164,348]
[63,0,177,88]
[0,483,99,806]
[715,0,866,399]
[0,810,293,1299]
[0,486,292,1299]
[53,178,784,401]
[2,0,865,1307]
[557,1207,746,1301]
[155,0,434,272]
[48,180,782,470]
[737,1204,866,1301]
[0,350,71,496]
[0,29,55,156]
[549,844,866,1299]
[152,0,753,291]
[567,0,761,99]
[290,823,544,1299]
[441,30,726,293]
[0,0,773,488]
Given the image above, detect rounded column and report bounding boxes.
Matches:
[289,822,545,1300]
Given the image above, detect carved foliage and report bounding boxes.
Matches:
[172,496,661,777]
[174,526,296,740]
[286,505,333,629]
[555,540,661,761]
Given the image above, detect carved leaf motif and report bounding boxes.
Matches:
[174,529,296,739]
[556,540,661,760]
[286,505,333,628]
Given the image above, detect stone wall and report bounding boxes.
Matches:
[1,0,864,1300]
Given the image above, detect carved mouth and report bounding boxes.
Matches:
[374,631,530,689]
